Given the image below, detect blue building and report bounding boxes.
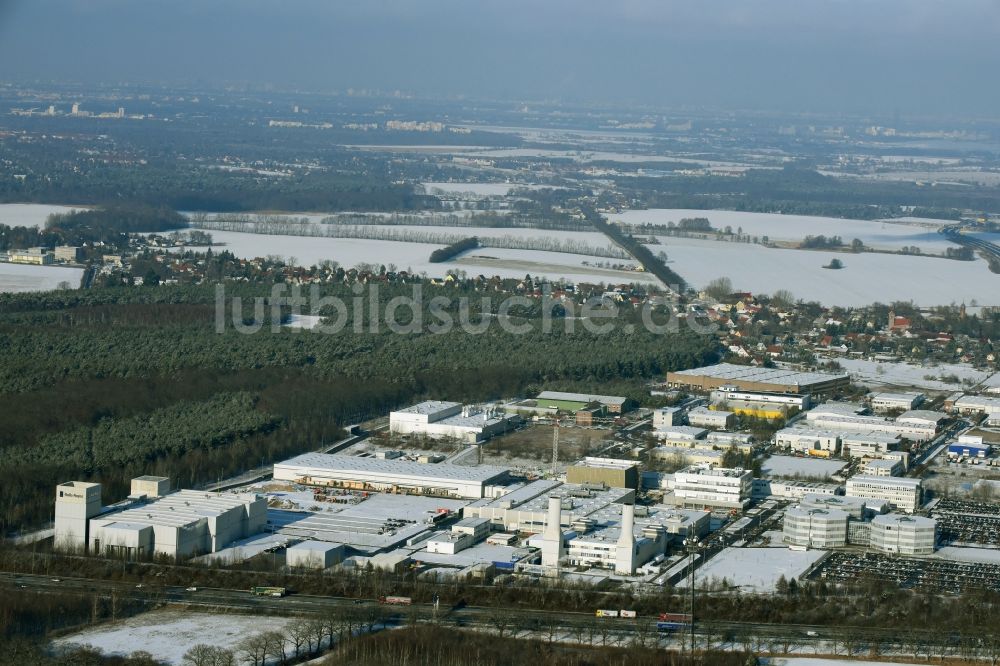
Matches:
[948,442,991,458]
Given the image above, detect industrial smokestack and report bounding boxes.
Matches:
[617,503,635,547]
[544,495,562,539]
[614,503,638,575]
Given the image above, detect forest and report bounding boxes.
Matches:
[0,281,716,533]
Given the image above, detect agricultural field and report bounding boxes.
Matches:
[837,358,995,392]
[648,235,998,306]
[608,208,955,253]
[0,203,91,228]
[0,262,83,293]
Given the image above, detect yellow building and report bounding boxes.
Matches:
[8,248,53,265]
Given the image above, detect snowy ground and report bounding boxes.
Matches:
[0,203,90,228]
[52,610,297,665]
[761,657,917,666]
[0,263,83,293]
[422,182,516,196]
[762,456,847,480]
[191,229,657,285]
[837,358,992,392]
[647,235,998,306]
[932,545,1000,564]
[694,547,827,592]
[608,209,953,253]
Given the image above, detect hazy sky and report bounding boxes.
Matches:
[1,0,998,117]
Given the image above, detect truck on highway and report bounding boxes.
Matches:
[656,612,691,631]
[379,595,412,605]
[595,609,620,618]
[250,586,286,597]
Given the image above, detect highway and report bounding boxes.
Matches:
[939,224,1000,264]
[0,571,966,654]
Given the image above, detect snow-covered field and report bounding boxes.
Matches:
[694,547,826,592]
[650,235,998,306]
[422,182,516,196]
[837,358,992,391]
[0,263,83,293]
[608,209,954,253]
[762,456,847,479]
[0,203,90,228]
[194,229,657,285]
[761,657,917,666]
[53,610,297,665]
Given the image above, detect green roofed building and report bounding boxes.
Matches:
[534,391,631,414]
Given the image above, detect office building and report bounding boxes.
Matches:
[846,475,922,513]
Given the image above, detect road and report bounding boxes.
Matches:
[0,571,966,655]
[940,224,1000,264]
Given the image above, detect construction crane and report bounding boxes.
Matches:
[552,424,559,472]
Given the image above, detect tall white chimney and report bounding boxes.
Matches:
[615,503,638,575]
[541,495,565,567]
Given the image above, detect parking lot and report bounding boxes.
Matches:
[813,551,1000,593]
[931,498,1000,547]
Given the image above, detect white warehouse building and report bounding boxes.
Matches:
[667,465,752,511]
[86,488,266,561]
[774,428,840,455]
[274,452,511,499]
[846,475,922,513]
[869,392,924,413]
[390,401,519,442]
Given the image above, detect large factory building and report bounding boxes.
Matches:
[55,476,266,561]
[274,452,511,499]
[666,363,849,395]
[389,401,520,442]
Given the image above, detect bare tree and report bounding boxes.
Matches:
[182,645,216,666]
[236,634,268,666]
[286,620,310,659]
[262,630,289,664]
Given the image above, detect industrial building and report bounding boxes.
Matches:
[774,428,840,456]
[752,479,841,501]
[800,493,889,520]
[783,506,849,548]
[687,406,736,430]
[533,391,630,414]
[537,497,709,575]
[463,479,634,532]
[862,458,904,477]
[841,432,900,458]
[953,395,1000,422]
[79,480,266,560]
[54,245,83,262]
[653,425,709,443]
[805,411,939,442]
[286,541,345,569]
[652,406,683,428]
[7,247,53,265]
[389,401,519,442]
[274,453,512,499]
[869,392,924,413]
[846,475,922,513]
[566,457,639,490]
[651,445,726,466]
[868,514,937,555]
[948,441,991,458]
[54,481,104,551]
[709,388,810,418]
[667,465,752,511]
[666,363,849,395]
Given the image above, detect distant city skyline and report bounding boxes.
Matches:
[1,0,998,118]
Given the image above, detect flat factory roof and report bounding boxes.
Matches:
[277,452,510,483]
[670,363,848,387]
[535,391,627,405]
